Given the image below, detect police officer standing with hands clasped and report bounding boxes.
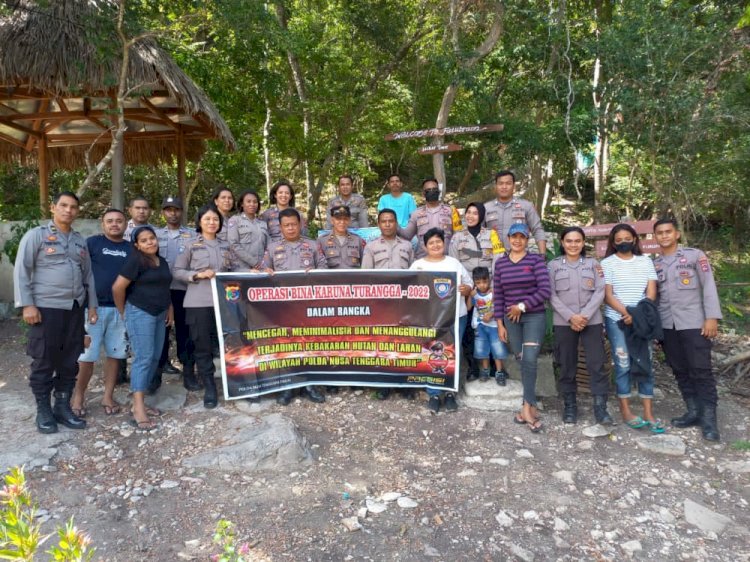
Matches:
[653,218,723,441]
[14,192,98,433]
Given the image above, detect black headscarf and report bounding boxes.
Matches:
[465,202,485,238]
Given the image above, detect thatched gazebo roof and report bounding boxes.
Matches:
[0,0,236,212]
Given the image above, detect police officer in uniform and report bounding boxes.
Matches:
[548,227,614,425]
[325,175,369,229]
[484,170,546,255]
[318,205,366,269]
[399,178,454,259]
[227,189,269,270]
[259,180,309,241]
[154,196,200,392]
[261,208,327,405]
[362,209,414,269]
[14,192,98,433]
[124,195,154,241]
[653,218,722,441]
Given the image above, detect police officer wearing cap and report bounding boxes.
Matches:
[653,218,723,441]
[362,208,414,269]
[260,208,327,405]
[14,191,98,433]
[325,175,369,229]
[318,205,366,269]
[484,170,546,256]
[154,196,200,393]
[399,178,454,259]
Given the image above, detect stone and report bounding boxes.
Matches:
[503,353,556,397]
[461,379,525,411]
[722,460,750,474]
[621,540,642,556]
[181,413,312,472]
[636,435,686,457]
[341,517,362,532]
[553,517,569,531]
[658,508,676,524]
[381,492,402,502]
[397,497,418,509]
[683,499,735,535]
[582,425,611,438]
[642,476,660,487]
[365,499,387,514]
[233,397,275,415]
[145,382,187,412]
[457,469,477,477]
[489,457,510,466]
[464,456,482,463]
[515,449,534,459]
[552,470,575,485]
[495,510,514,528]
[522,510,539,521]
[423,545,440,558]
[160,480,179,489]
[554,536,571,549]
[577,440,594,451]
[357,507,368,519]
[509,543,535,562]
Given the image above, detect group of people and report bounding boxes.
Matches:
[13,170,723,441]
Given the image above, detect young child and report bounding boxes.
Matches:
[470,267,509,385]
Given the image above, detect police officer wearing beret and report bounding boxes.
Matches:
[154,196,200,392]
[653,218,723,441]
[14,192,98,433]
[318,205,366,269]
[260,207,327,405]
[399,178,454,259]
[325,175,369,229]
[484,170,546,256]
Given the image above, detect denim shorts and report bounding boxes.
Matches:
[78,306,128,362]
[473,323,508,360]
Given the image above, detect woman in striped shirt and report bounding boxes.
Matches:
[493,223,551,432]
[601,224,662,432]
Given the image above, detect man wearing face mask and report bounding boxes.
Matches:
[398,178,454,259]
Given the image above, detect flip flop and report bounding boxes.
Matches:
[513,411,541,425]
[625,416,649,430]
[527,418,544,433]
[647,419,666,434]
[129,418,157,432]
[133,407,162,417]
[71,407,87,419]
[102,403,122,416]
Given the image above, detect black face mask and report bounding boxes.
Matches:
[614,241,634,254]
[424,189,440,202]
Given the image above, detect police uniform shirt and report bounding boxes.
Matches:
[399,203,454,259]
[448,228,494,275]
[259,207,309,241]
[173,236,238,308]
[156,225,196,291]
[325,194,369,229]
[654,248,722,330]
[548,255,605,326]
[483,198,545,251]
[227,213,269,269]
[124,220,155,242]
[361,236,414,269]
[14,221,98,310]
[261,237,327,271]
[317,232,366,269]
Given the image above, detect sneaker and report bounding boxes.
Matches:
[479,368,491,382]
[428,395,440,413]
[495,369,508,386]
[444,393,458,411]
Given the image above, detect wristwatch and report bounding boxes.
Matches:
[517,303,526,313]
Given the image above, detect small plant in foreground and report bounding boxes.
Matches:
[211,519,251,562]
[730,440,750,452]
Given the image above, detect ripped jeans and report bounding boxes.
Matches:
[504,312,546,406]
[604,316,654,399]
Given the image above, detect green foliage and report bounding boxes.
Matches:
[211,519,250,562]
[730,440,750,451]
[712,250,750,334]
[0,467,95,562]
[2,220,40,266]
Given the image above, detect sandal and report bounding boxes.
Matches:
[133,407,162,417]
[513,411,541,425]
[102,403,122,416]
[129,418,157,432]
[527,418,544,433]
[647,419,666,434]
[625,416,649,430]
[71,407,87,419]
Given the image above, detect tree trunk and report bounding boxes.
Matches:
[263,96,273,200]
[457,152,480,196]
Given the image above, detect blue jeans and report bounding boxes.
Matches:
[427,315,467,397]
[604,316,654,399]
[504,312,546,406]
[474,323,508,360]
[125,302,166,393]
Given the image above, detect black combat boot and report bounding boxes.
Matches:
[562,392,578,424]
[304,386,326,404]
[276,389,294,406]
[182,359,201,391]
[593,395,615,425]
[146,367,162,396]
[35,393,58,434]
[203,374,218,409]
[671,396,701,428]
[52,391,86,430]
[700,403,720,442]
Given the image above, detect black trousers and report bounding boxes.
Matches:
[185,307,218,378]
[158,289,194,367]
[554,323,609,396]
[26,303,85,396]
[662,328,716,406]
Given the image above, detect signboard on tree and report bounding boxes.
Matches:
[417,143,463,155]
[384,123,504,141]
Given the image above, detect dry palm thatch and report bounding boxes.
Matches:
[0,0,236,170]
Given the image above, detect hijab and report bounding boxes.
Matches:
[466,202,485,238]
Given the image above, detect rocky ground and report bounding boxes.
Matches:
[1,318,749,562]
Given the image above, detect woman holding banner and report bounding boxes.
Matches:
[493,223,551,433]
[410,228,473,413]
[174,204,239,409]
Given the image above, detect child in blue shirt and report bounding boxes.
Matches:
[469,267,509,384]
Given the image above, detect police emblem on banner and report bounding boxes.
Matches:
[225,283,241,302]
[433,277,452,299]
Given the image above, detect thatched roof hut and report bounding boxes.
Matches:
[0,0,236,210]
